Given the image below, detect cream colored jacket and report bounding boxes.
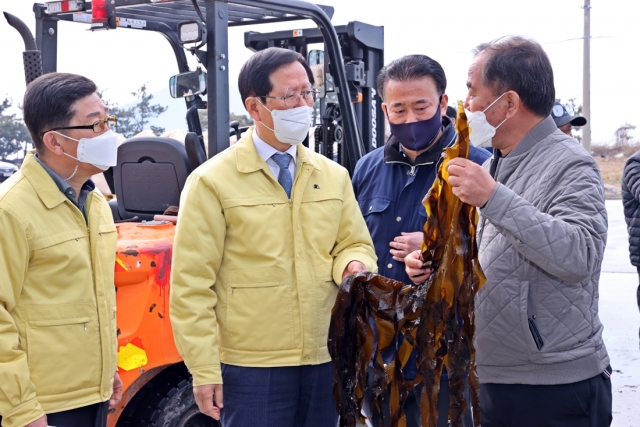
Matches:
[0,153,117,427]
[170,131,377,386]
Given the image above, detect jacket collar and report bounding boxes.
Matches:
[383,116,455,166]
[34,153,95,208]
[507,115,558,158]
[20,151,69,209]
[235,126,321,173]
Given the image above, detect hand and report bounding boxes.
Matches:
[342,260,367,281]
[109,371,123,410]
[25,416,48,427]
[446,158,496,207]
[390,232,423,262]
[194,384,224,420]
[404,250,433,284]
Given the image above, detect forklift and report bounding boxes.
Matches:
[4,1,384,425]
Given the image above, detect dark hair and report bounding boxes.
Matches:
[238,47,314,106]
[446,105,457,119]
[376,54,447,101]
[473,36,555,118]
[23,72,97,151]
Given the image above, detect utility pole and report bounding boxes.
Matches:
[582,0,591,151]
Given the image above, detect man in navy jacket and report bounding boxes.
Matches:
[352,54,490,427]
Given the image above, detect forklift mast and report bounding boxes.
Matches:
[32,0,384,173]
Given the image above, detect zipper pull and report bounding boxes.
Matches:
[84,322,87,331]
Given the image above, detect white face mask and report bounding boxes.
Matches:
[52,129,119,180]
[465,92,508,148]
[256,99,311,145]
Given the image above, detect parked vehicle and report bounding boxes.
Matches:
[0,160,18,182]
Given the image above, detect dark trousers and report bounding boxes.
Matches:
[220,362,338,427]
[0,401,109,427]
[480,371,612,427]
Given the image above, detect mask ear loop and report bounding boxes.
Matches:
[482,92,508,113]
[253,97,276,133]
[51,131,81,181]
[63,154,79,181]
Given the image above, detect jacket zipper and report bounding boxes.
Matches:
[385,160,434,176]
[528,316,544,350]
[478,155,501,245]
[385,132,455,176]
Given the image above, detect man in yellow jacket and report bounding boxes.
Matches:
[0,73,121,427]
[170,47,377,427]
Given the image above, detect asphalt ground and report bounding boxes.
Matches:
[600,200,640,426]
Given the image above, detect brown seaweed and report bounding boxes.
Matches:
[329,102,486,427]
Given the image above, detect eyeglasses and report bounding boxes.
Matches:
[263,89,318,107]
[551,104,574,118]
[41,115,117,136]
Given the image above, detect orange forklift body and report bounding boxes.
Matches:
[108,221,181,426]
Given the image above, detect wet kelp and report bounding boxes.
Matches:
[329,103,486,427]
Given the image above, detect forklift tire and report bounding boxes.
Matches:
[117,364,220,427]
[150,379,220,427]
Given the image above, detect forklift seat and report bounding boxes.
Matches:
[113,137,192,221]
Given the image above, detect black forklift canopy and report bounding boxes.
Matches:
[34,0,374,172]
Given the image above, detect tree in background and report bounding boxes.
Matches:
[99,85,168,138]
[614,123,637,149]
[198,110,254,131]
[0,98,31,160]
[230,112,254,127]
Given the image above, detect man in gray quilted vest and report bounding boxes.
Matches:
[406,36,611,426]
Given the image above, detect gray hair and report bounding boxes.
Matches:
[473,36,555,118]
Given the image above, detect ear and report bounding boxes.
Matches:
[505,91,520,119]
[245,97,263,123]
[381,102,388,117]
[42,132,66,157]
[440,94,449,112]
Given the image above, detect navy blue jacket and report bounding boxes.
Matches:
[352,118,490,380]
[353,118,491,285]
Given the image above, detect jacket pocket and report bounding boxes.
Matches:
[299,192,345,254]
[519,280,544,355]
[26,307,101,396]
[225,268,294,352]
[528,317,544,350]
[360,198,391,217]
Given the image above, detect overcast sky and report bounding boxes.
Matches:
[1,0,638,144]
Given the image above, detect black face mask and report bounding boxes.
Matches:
[388,105,442,151]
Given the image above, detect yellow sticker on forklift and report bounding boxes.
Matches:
[118,343,148,371]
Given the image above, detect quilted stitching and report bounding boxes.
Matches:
[474,131,608,383]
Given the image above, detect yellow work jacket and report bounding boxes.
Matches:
[170,130,377,386]
[0,153,118,427]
